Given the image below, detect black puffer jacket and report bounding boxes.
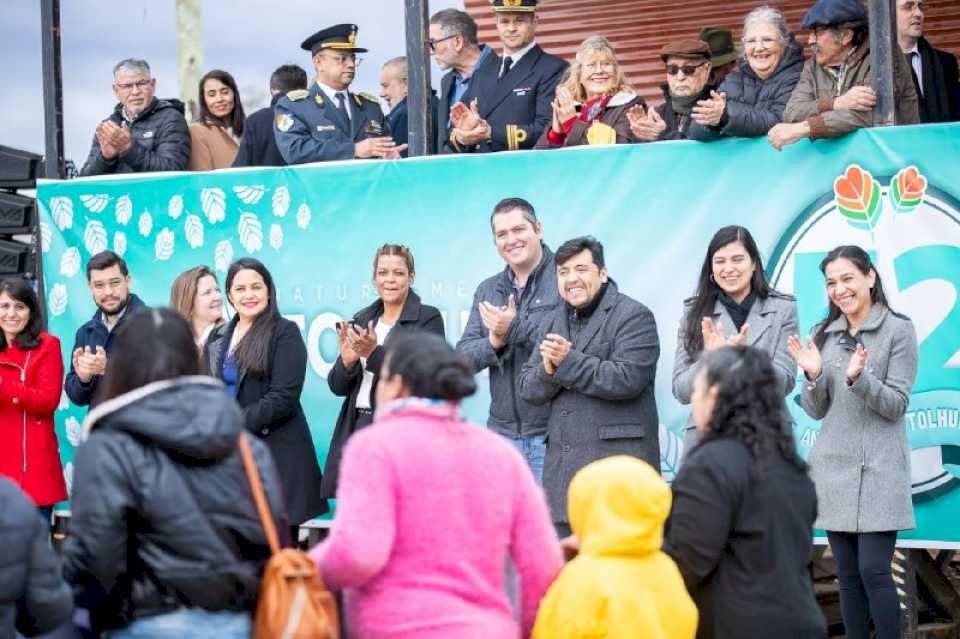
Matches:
[63,376,286,633]
[0,478,72,639]
[80,97,191,176]
[689,37,805,141]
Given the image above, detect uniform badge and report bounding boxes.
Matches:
[364,120,383,135]
[316,124,336,132]
[275,114,294,133]
[315,93,324,106]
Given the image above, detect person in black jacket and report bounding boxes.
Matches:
[80,58,190,176]
[206,258,327,529]
[232,64,308,167]
[663,345,826,639]
[0,478,72,638]
[65,251,147,408]
[897,0,960,123]
[323,244,444,499]
[63,308,285,637]
[379,57,440,156]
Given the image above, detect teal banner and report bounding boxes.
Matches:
[38,123,960,547]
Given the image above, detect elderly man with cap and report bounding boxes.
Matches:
[770,0,918,150]
[700,27,739,85]
[274,24,403,164]
[445,0,567,153]
[628,39,717,141]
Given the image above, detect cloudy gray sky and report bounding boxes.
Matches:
[2,0,463,170]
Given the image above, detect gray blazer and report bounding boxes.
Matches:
[518,281,660,524]
[802,304,918,532]
[673,292,799,444]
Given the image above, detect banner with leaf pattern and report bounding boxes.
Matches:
[37,123,960,545]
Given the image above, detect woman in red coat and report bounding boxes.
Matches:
[0,278,67,518]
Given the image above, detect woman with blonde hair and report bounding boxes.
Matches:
[169,265,224,351]
[535,35,646,148]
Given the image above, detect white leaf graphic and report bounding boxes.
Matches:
[269,223,283,250]
[50,197,73,231]
[238,212,263,253]
[214,240,234,273]
[80,193,110,213]
[139,211,153,237]
[66,417,82,447]
[60,247,81,277]
[113,231,127,257]
[58,390,69,411]
[40,222,52,253]
[83,220,108,255]
[48,283,68,317]
[296,203,311,229]
[155,228,175,261]
[64,462,74,496]
[115,195,132,225]
[185,214,204,249]
[168,194,184,220]
[201,188,226,224]
[271,186,290,217]
[234,185,266,205]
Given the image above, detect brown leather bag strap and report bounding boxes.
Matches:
[238,433,282,555]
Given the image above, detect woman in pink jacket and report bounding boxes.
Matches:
[310,331,562,639]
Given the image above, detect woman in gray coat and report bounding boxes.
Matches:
[673,226,798,453]
[788,245,918,639]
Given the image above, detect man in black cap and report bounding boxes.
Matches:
[896,0,960,123]
[772,0,918,149]
[445,0,567,153]
[274,24,403,164]
[700,27,738,85]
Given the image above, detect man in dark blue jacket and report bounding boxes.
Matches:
[65,251,147,408]
[445,0,567,153]
[233,64,308,167]
[379,56,440,155]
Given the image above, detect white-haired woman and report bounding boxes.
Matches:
[535,36,647,148]
[689,6,805,140]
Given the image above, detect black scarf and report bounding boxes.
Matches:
[914,37,958,123]
[718,290,756,333]
[569,282,609,319]
[670,93,701,116]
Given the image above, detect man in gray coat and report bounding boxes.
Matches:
[519,236,660,535]
[456,197,560,481]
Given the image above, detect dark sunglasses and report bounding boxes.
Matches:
[428,34,458,52]
[665,61,708,76]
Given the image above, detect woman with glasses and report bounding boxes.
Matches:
[788,245,917,639]
[689,6,804,141]
[188,69,246,170]
[534,36,646,148]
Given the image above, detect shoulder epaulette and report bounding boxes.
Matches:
[286,89,309,101]
[358,92,380,104]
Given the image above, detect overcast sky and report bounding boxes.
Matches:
[2,0,463,170]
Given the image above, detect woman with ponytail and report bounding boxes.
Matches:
[309,331,562,639]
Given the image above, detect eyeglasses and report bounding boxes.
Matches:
[115,79,152,92]
[428,34,458,52]
[665,61,707,76]
[743,36,779,49]
[322,53,362,66]
[583,61,616,72]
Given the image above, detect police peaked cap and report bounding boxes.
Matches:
[800,0,868,29]
[301,24,368,55]
[490,0,538,12]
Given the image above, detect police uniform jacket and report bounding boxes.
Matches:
[274,83,388,165]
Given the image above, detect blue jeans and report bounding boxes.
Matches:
[109,609,251,639]
[504,434,545,484]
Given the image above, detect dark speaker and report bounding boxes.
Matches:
[0,239,32,278]
[0,145,43,189]
[0,192,35,234]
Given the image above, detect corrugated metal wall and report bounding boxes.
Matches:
[464,0,960,105]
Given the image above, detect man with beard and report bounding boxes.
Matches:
[628,40,716,141]
[65,251,147,408]
[519,236,660,536]
[897,0,960,123]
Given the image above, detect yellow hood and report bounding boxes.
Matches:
[569,455,671,557]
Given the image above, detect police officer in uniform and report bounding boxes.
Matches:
[445,0,566,153]
[274,24,405,164]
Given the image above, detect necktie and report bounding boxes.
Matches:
[907,52,924,97]
[335,92,350,123]
[500,56,514,80]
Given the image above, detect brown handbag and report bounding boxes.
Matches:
[238,433,340,639]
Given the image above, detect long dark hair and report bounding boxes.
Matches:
[98,308,200,402]
[197,69,245,136]
[812,245,891,350]
[0,278,43,351]
[684,226,771,358]
[698,345,806,476]
[225,258,279,377]
[383,331,477,401]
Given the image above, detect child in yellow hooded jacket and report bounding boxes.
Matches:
[532,455,697,639]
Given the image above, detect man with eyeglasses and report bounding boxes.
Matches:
[772,0,918,150]
[629,40,717,141]
[80,58,190,176]
[274,24,402,164]
[65,251,147,408]
[896,0,960,123]
[444,0,567,153]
